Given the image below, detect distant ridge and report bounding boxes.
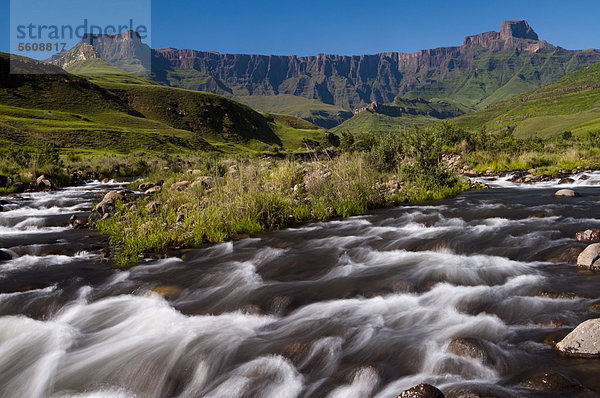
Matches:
[51,20,600,128]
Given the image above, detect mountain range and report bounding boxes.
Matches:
[49,20,600,129]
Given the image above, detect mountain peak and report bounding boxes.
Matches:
[500,20,538,41]
[462,20,546,51]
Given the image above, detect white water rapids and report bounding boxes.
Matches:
[0,175,600,397]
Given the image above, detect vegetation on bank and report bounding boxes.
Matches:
[94,125,473,266]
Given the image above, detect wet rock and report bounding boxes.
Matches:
[537,291,579,300]
[521,370,583,394]
[528,211,546,218]
[444,384,511,398]
[35,175,53,191]
[558,177,575,184]
[556,318,600,357]
[151,285,182,298]
[69,215,87,229]
[268,296,293,315]
[590,302,600,313]
[102,178,110,183]
[138,181,156,191]
[145,201,161,214]
[576,229,600,242]
[579,175,590,181]
[577,243,600,270]
[0,205,3,212]
[41,246,68,256]
[283,342,309,365]
[398,383,445,398]
[543,246,583,264]
[447,338,491,364]
[0,249,12,262]
[554,189,578,197]
[170,181,189,191]
[543,330,571,346]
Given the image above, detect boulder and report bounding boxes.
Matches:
[521,371,582,394]
[144,186,161,195]
[0,205,3,212]
[575,229,600,242]
[398,384,445,398]
[145,201,161,214]
[0,175,12,188]
[95,198,116,215]
[576,243,600,270]
[557,177,574,185]
[138,181,157,191]
[0,249,12,262]
[554,189,578,197]
[556,318,600,357]
[36,175,53,191]
[170,181,189,191]
[13,182,27,193]
[151,285,182,297]
[69,215,87,229]
[447,338,491,365]
[102,191,124,202]
[191,176,214,189]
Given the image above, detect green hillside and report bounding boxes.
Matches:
[333,99,464,134]
[400,48,600,110]
[452,60,600,138]
[0,53,330,154]
[233,94,353,129]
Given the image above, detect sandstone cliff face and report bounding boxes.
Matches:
[49,43,101,69]
[69,20,600,111]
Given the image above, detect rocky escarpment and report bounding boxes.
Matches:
[353,99,463,119]
[48,43,101,69]
[61,20,600,112]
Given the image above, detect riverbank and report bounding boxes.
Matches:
[93,153,471,265]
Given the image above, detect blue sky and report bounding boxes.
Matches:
[1,0,599,56]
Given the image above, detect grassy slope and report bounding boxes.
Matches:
[452,60,600,138]
[233,94,354,129]
[332,99,464,134]
[0,54,330,154]
[402,48,600,110]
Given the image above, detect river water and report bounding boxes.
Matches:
[0,175,600,397]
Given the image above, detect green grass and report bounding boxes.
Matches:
[0,53,333,155]
[233,94,354,129]
[332,99,463,134]
[452,61,600,138]
[95,152,468,265]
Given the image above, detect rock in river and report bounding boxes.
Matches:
[576,229,600,242]
[521,370,583,394]
[35,175,53,191]
[556,318,600,357]
[0,249,12,262]
[576,243,600,270]
[398,383,445,398]
[554,189,578,197]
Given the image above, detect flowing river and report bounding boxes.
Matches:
[1,175,600,397]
